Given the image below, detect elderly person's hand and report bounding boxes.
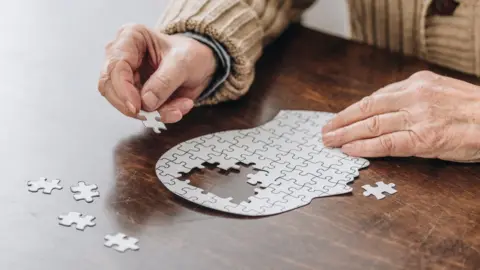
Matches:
[98,24,217,123]
[322,71,480,163]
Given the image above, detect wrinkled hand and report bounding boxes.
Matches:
[322,71,480,163]
[98,24,217,123]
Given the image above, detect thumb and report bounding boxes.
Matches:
[140,53,187,111]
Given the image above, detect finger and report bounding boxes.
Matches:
[140,53,186,111]
[341,131,417,157]
[157,98,194,123]
[322,90,411,134]
[102,80,133,117]
[372,79,408,96]
[159,97,194,115]
[323,111,411,147]
[111,60,141,115]
[158,110,183,123]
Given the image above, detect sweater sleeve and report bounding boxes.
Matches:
[155,0,316,105]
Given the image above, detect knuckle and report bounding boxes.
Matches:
[119,23,145,34]
[365,115,381,135]
[398,109,413,128]
[150,73,172,91]
[358,96,374,114]
[380,135,395,153]
[410,70,435,81]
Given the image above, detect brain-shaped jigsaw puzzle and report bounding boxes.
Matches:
[156,110,369,216]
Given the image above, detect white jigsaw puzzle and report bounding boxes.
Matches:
[70,181,100,203]
[27,177,62,194]
[104,233,139,252]
[138,110,166,133]
[58,212,96,231]
[156,110,370,216]
[362,181,397,200]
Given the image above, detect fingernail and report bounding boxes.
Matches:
[142,91,159,111]
[126,101,137,115]
[163,110,182,123]
[180,99,194,111]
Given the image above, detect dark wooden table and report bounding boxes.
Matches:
[1,1,480,269]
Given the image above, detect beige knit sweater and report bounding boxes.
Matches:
[157,0,480,105]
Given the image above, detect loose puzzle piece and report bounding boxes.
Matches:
[155,110,371,216]
[362,181,397,200]
[27,177,62,194]
[138,110,166,133]
[104,233,139,253]
[58,212,96,231]
[70,181,100,203]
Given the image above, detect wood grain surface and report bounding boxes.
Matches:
[1,1,479,269]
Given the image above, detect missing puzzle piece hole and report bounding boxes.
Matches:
[175,162,263,205]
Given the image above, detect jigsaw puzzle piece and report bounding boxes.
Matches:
[232,135,268,153]
[304,177,335,193]
[309,150,343,168]
[362,181,397,200]
[239,127,279,144]
[176,138,206,153]
[171,152,206,170]
[156,159,190,178]
[281,169,317,185]
[201,134,235,153]
[276,152,309,170]
[246,163,292,188]
[317,167,356,182]
[286,185,316,203]
[268,136,301,153]
[281,128,314,144]
[254,144,285,162]
[168,179,193,196]
[180,185,217,205]
[260,121,296,138]
[138,110,166,133]
[206,152,242,171]
[225,204,262,215]
[253,187,289,205]
[293,161,327,176]
[240,153,275,170]
[187,144,221,162]
[58,212,96,231]
[214,130,246,145]
[270,177,303,195]
[104,233,139,253]
[239,196,272,214]
[289,144,320,161]
[27,177,63,194]
[222,144,255,161]
[205,196,237,210]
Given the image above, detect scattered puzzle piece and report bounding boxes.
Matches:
[27,177,62,194]
[362,181,397,200]
[104,233,139,252]
[70,181,100,203]
[58,212,96,231]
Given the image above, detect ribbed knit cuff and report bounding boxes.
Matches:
[156,0,264,105]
